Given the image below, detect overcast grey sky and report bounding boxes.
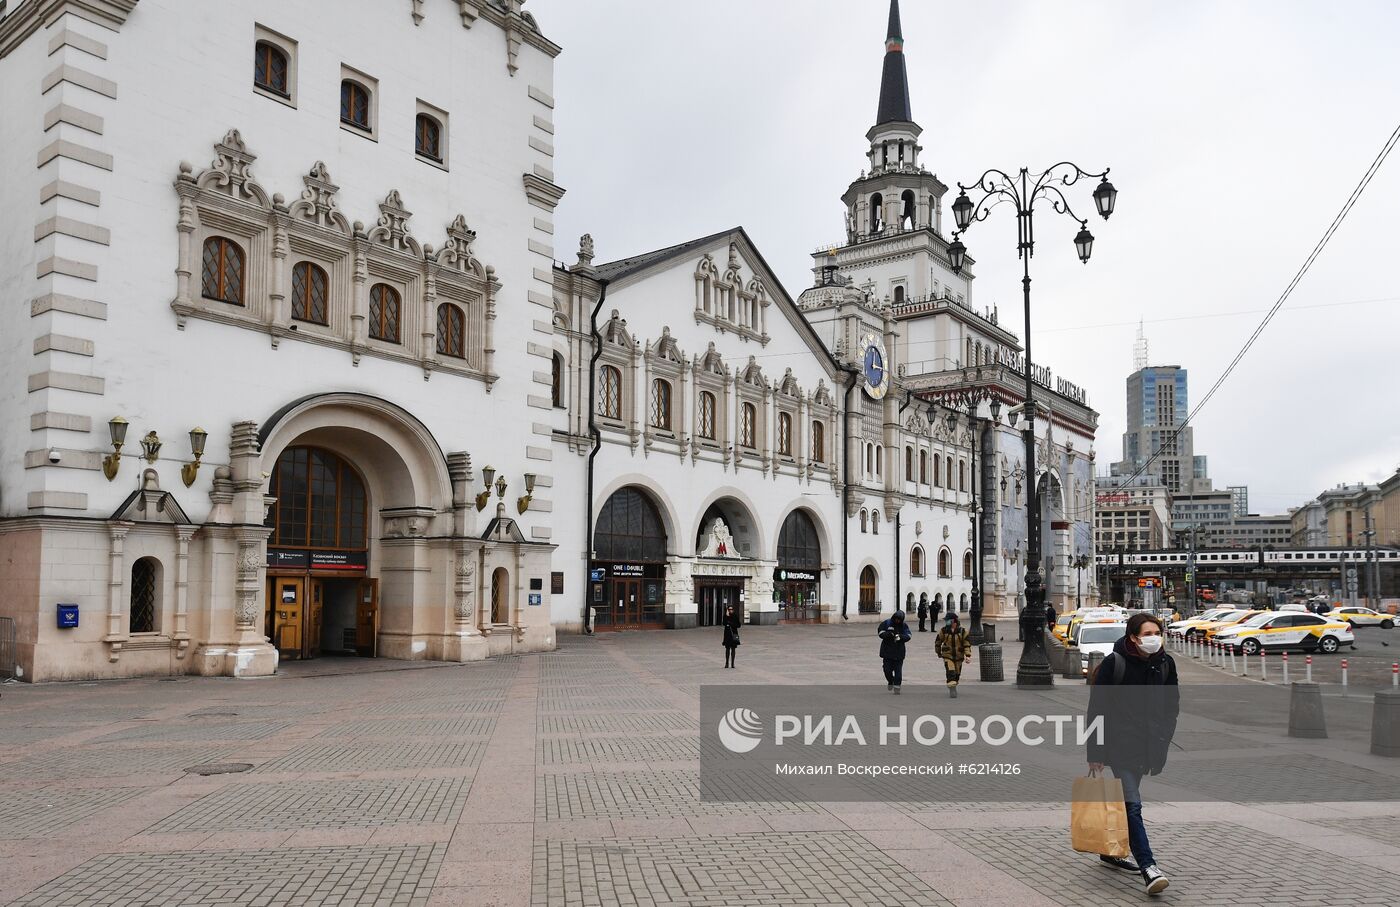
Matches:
[532,0,1400,516]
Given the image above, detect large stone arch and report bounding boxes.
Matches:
[768,500,834,566]
[592,473,682,558]
[691,486,766,560]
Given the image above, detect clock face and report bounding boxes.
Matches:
[858,334,890,399]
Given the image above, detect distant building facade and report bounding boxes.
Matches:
[1094,473,1171,551]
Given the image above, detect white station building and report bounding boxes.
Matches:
[0,0,1098,682]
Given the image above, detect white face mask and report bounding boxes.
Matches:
[1136,634,1163,655]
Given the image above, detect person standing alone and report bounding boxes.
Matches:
[934,612,972,697]
[1086,612,1180,895]
[721,605,741,668]
[917,597,929,632]
[877,610,911,693]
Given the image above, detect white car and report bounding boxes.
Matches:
[1077,622,1126,674]
[1326,606,1395,629]
[1167,608,1234,637]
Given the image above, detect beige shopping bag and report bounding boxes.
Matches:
[1070,772,1130,857]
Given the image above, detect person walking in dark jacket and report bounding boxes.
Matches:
[721,606,741,668]
[1086,612,1179,896]
[934,613,972,697]
[877,610,911,693]
[916,598,929,632]
[1045,602,1058,632]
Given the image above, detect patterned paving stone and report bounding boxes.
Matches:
[362,696,506,716]
[539,735,706,765]
[531,831,952,907]
[9,843,445,907]
[0,745,237,780]
[539,712,696,735]
[315,717,496,739]
[92,719,291,744]
[0,787,147,837]
[537,770,822,820]
[945,820,1400,906]
[253,739,486,773]
[147,777,471,831]
[1315,814,1400,845]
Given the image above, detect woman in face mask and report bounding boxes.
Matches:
[1085,612,1180,896]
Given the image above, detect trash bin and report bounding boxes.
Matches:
[979,643,1004,682]
[982,622,997,644]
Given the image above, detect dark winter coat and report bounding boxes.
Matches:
[877,613,911,661]
[917,601,928,619]
[1086,636,1180,774]
[722,611,742,649]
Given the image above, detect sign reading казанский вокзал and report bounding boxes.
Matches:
[698,684,1400,804]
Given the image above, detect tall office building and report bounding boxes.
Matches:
[1114,363,1211,494]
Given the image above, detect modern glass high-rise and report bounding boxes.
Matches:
[1114,365,1210,494]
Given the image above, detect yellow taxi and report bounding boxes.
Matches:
[1200,610,1268,641]
[1053,614,1074,641]
[1325,606,1396,630]
[1165,608,1236,639]
[1213,611,1356,656]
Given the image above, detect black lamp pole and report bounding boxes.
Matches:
[947,164,1116,688]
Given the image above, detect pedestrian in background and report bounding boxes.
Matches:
[721,605,741,668]
[917,597,929,632]
[934,612,972,698]
[1086,612,1179,896]
[877,610,911,693]
[1045,601,1058,633]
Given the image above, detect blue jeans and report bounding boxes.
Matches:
[882,658,903,686]
[1111,766,1155,868]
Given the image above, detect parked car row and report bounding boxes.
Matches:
[1169,607,1360,655]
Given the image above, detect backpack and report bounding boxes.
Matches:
[1098,652,1172,686]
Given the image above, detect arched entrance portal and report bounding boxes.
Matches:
[693,496,760,628]
[265,446,377,659]
[776,509,821,623]
[591,487,668,630]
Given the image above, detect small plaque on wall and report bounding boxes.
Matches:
[551,571,565,594]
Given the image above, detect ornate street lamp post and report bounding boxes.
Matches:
[948,163,1116,687]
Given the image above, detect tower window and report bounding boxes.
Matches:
[870,193,883,233]
[254,41,289,96]
[340,80,371,131]
[415,113,442,162]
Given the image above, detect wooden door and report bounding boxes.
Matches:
[307,579,324,659]
[615,578,641,627]
[355,578,378,657]
[270,577,305,659]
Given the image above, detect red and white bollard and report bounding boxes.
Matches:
[1306,655,1313,684]
[1260,648,1268,682]
[1341,658,1349,695]
[1393,662,1398,688]
[1228,644,1237,674]
[1282,652,1289,685]
[1241,646,1250,676]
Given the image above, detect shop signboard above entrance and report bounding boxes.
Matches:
[609,564,646,577]
[775,568,819,583]
[268,548,369,571]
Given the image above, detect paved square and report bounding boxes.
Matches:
[3,624,1400,906]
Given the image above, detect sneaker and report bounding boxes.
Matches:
[1141,864,1168,895]
[887,683,894,691]
[1098,855,1139,873]
[893,686,902,694]
[948,685,958,699]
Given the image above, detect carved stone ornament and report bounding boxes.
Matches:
[206,129,259,200]
[699,518,739,558]
[237,545,262,575]
[236,590,259,626]
[577,233,595,268]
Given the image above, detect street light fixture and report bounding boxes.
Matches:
[947,161,1116,688]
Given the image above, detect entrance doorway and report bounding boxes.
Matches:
[859,565,878,614]
[266,576,377,660]
[695,582,742,627]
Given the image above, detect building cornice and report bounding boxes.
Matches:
[0,0,136,58]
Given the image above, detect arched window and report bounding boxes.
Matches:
[945,456,953,487]
[253,41,289,96]
[340,79,371,130]
[740,402,757,448]
[872,510,880,535]
[894,285,905,304]
[368,283,400,343]
[938,547,951,577]
[905,446,914,481]
[551,353,565,407]
[201,237,244,305]
[415,113,442,161]
[778,509,821,569]
[698,391,716,439]
[291,261,328,325]
[963,550,974,578]
[491,567,509,624]
[901,190,917,229]
[594,487,667,562]
[910,545,925,577]
[919,450,928,484]
[959,460,967,492]
[860,509,868,534]
[649,378,672,431]
[960,593,969,612]
[267,447,368,551]
[870,193,883,233]
[906,592,915,612]
[864,444,873,475]
[875,446,883,477]
[933,455,941,487]
[598,365,622,419]
[778,412,793,456]
[129,557,159,633]
[436,302,465,358]
[859,565,878,613]
[811,421,825,463]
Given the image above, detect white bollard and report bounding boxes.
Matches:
[1242,646,1250,677]
[1306,655,1313,684]
[1393,662,1398,688]
[1229,645,1237,674]
[1282,652,1290,685]
[1261,649,1268,682]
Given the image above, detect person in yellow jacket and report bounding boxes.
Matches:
[934,612,973,698]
